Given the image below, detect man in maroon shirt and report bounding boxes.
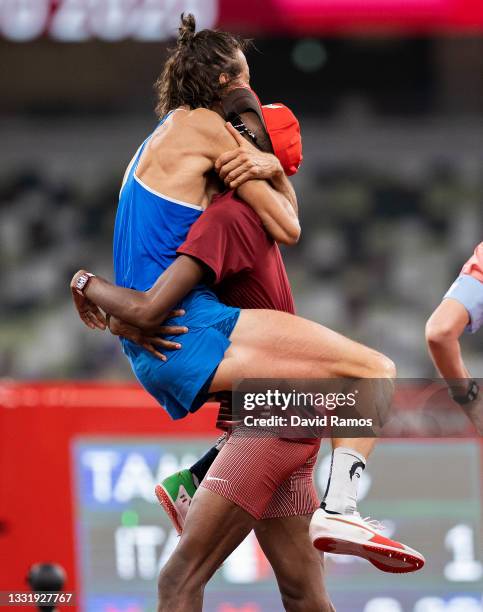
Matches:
[179,191,295,313]
[159,184,305,504]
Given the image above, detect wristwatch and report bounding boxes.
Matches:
[449,380,479,405]
[74,272,95,295]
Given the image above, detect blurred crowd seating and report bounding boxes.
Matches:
[1,118,483,380]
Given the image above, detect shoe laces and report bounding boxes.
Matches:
[354,513,385,531]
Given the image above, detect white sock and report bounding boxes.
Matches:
[321,447,366,515]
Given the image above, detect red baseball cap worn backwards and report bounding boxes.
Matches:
[221,87,303,176]
[261,103,303,176]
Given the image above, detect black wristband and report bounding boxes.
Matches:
[449,380,479,405]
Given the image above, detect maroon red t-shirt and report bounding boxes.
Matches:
[177,191,295,314]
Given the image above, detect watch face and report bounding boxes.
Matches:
[469,381,479,400]
[76,275,88,291]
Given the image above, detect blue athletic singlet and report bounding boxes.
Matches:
[113,113,240,419]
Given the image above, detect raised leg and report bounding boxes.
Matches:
[211,309,396,388]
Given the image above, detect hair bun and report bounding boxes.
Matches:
[177,13,196,46]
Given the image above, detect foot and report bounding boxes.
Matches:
[310,508,425,573]
[154,469,198,535]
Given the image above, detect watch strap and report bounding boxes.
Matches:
[449,380,479,405]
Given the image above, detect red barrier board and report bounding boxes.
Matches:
[0,382,219,611]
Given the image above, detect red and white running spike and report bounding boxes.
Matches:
[310,508,425,573]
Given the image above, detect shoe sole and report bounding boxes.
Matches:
[313,536,424,573]
[155,484,183,535]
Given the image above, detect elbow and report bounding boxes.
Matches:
[278,222,301,246]
[425,317,457,349]
[130,301,162,330]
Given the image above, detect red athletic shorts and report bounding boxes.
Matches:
[201,429,321,520]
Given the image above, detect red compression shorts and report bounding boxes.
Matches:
[200,429,321,520]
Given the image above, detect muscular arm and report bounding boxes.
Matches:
[425,298,471,392]
[269,168,298,215]
[216,122,298,215]
[205,115,300,245]
[236,179,300,245]
[426,279,483,433]
[83,255,205,331]
[426,266,483,391]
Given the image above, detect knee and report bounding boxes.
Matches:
[318,595,336,612]
[158,562,207,605]
[281,595,333,612]
[370,351,396,379]
[158,567,178,603]
[280,588,333,612]
[425,314,456,347]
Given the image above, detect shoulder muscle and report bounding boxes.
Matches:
[187,108,239,162]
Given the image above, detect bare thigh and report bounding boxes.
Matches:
[211,309,395,392]
[255,515,335,612]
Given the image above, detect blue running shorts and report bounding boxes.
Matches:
[121,286,240,419]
